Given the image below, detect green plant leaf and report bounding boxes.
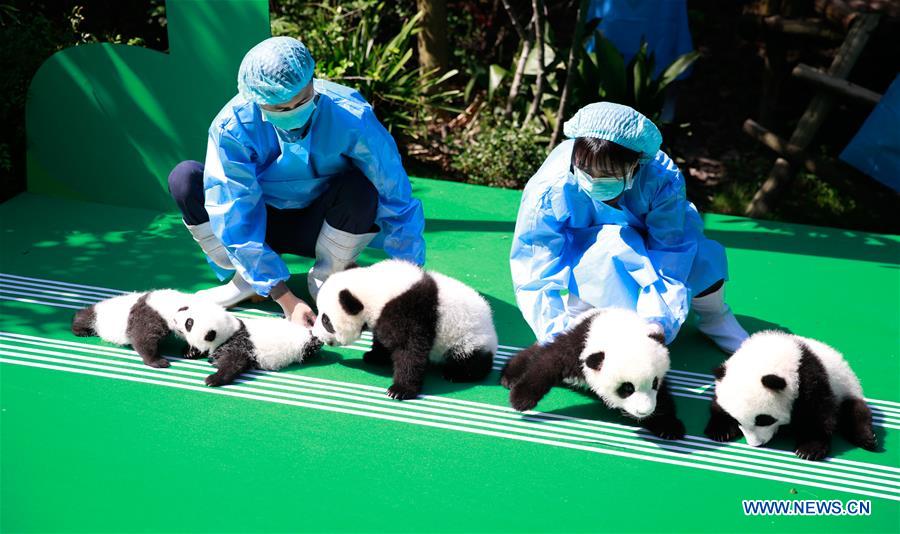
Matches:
[592,31,626,102]
[657,50,700,90]
[488,64,508,101]
[523,41,557,75]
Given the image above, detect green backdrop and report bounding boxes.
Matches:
[25,0,270,210]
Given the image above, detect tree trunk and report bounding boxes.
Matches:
[501,0,534,118]
[416,0,449,76]
[506,39,533,118]
[549,0,590,148]
[523,0,545,125]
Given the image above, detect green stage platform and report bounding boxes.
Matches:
[1,179,899,533]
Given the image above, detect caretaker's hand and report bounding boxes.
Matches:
[271,283,316,327]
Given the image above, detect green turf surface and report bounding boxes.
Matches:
[2,180,899,532]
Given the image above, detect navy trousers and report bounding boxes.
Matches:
[167,160,378,258]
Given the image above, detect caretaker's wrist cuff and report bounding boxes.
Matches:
[269,281,290,301]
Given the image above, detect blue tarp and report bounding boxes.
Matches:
[840,75,900,193]
[585,0,694,79]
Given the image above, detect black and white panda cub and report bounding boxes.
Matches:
[71,289,200,368]
[172,302,323,387]
[705,330,877,461]
[501,307,685,440]
[311,260,498,400]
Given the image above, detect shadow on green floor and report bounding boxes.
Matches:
[705,217,900,264]
[426,218,517,234]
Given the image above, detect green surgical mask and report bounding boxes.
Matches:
[262,95,316,132]
[572,166,635,202]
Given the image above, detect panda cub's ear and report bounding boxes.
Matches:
[646,323,666,345]
[712,364,726,380]
[339,289,364,316]
[584,352,605,371]
[761,374,787,391]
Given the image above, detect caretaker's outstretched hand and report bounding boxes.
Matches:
[272,284,316,327]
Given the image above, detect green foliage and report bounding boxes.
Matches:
[449,114,547,189]
[486,21,563,131]
[271,1,459,137]
[575,33,699,123]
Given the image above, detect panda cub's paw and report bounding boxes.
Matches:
[643,416,686,441]
[184,346,204,359]
[509,386,542,412]
[387,383,419,400]
[205,372,228,388]
[857,432,878,452]
[704,419,742,443]
[145,358,170,369]
[795,440,830,461]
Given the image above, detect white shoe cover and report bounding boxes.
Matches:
[185,221,231,269]
[307,221,378,300]
[692,285,749,354]
[195,274,257,308]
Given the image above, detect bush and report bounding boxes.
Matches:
[271,0,459,138]
[449,115,547,189]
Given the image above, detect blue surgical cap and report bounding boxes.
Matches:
[237,37,316,106]
[563,102,662,163]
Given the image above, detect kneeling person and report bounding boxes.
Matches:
[168,37,425,326]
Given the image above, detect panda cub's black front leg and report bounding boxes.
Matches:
[386,347,429,400]
[639,382,685,440]
[704,397,742,442]
[205,347,254,387]
[506,349,560,412]
[793,420,833,461]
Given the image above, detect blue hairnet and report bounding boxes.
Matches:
[563,102,662,163]
[237,37,316,106]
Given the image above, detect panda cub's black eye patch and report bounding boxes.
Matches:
[204,330,216,342]
[652,377,659,390]
[755,414,777,427]
[185,318,194,332]
[617,382,635,398]
[321,314,335,334]
[177,306,188,312]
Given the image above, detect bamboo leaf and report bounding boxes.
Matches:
[657,51,700,90]
[592,31,626,102]
[489,64,509,101]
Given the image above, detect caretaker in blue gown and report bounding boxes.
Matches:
[510,102,748,353]
[167,37,425,325]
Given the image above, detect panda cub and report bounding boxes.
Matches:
[705,330,877,461]
[71,289,198,368]
[173,303,322,387]
[501,308,685,440]
[312,260,498,400]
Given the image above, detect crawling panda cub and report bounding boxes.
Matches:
[71,289,198,368]
[312,260,498,400]
[705,330,878,461]
[501,307,685,440]
[173,302,322,387]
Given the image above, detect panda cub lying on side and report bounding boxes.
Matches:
[71,289,198,368]
[172,301,322,387]
[501,308,685,440]
[312,260,498,400]
[705,331,877,461]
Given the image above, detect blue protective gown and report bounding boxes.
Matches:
[510,140,727,344]
[203,79,426,296]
